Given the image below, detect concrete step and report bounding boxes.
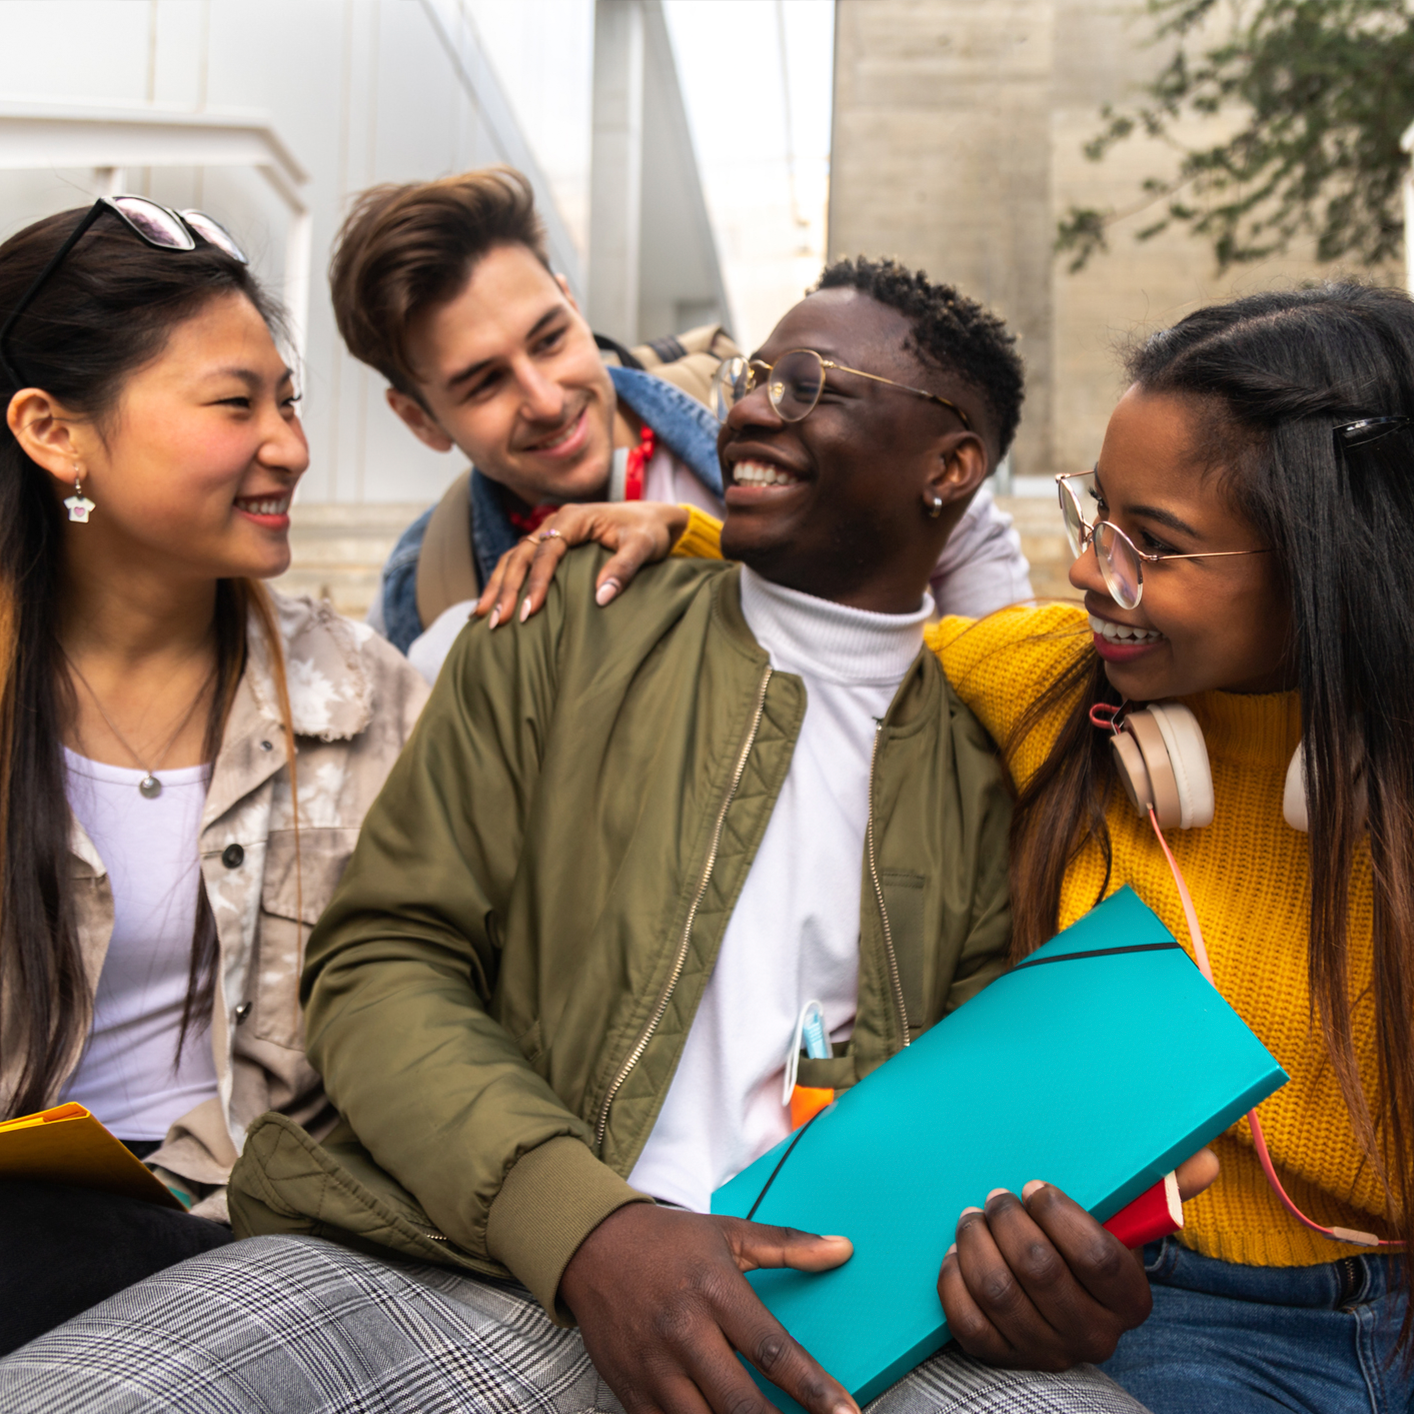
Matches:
[996,493,1075,604]
[269,501,429,620]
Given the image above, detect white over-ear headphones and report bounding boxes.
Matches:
[1102,701,1308,833]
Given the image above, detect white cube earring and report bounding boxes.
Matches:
[64,463,95,523]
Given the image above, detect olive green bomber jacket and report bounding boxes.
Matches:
[228,549,1012,1319]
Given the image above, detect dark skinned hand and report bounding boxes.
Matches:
[475,500,689,630]
[937,1147,1220,1371]
[558,1202,859,1414]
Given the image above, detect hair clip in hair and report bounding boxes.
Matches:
[1334,415,1413,450]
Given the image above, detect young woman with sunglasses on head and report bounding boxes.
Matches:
[495,281,1414,1412]
[0,198,428,1353]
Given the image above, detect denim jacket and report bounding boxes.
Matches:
[379,366,723,653]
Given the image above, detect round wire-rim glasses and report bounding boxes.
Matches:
[0,195,247,388]
[1055,470,1269,610]
[711,347,971,428]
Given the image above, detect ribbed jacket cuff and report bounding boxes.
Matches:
[484,1136,652,1324]
[670,505,724,561]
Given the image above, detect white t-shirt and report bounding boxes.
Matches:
[59,750,219,1141]
[610,442,723,519]
[627,567,930,1211]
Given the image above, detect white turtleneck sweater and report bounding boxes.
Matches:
[628,566,930,1211]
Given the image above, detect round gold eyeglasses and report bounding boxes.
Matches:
[711,348,970,428]
[1056,471,1268,610]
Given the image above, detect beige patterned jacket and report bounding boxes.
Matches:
[53,593,429,1219]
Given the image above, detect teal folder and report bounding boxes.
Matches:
[711,887,1286,1410]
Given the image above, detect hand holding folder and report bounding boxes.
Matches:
[711,887,1286,1412]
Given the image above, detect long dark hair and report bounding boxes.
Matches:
[0,206,296,1118]
[1010,282,1414,1311]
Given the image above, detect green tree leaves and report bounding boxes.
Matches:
[1056,0,1414,273]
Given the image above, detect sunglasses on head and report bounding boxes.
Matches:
[0,195,247,387]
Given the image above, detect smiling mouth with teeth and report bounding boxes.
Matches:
[236,496,291,516]
[1089,612,1164,644]
[732,459,801,488]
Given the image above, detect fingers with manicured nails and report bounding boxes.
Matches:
[593,532,658,608]
[517,533,575,621]
[487,500,693,620]
[475,547,516,619]
[497,507,592,626]
[476,540,537,629]
[1173,1147,1219,1201]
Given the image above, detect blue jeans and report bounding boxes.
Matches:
[1102,1238,1411,1413]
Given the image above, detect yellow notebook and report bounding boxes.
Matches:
[0,1103,185,1210]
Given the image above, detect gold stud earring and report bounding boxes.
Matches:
[65,463,95,523]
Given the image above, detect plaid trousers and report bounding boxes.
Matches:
[0,1236,1152,1414]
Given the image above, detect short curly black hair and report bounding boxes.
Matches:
[814,256,1025,455]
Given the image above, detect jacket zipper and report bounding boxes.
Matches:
[595,667,774,1149]
[867,722,910,1049]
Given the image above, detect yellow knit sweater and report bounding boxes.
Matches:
[929,603,1389,1268]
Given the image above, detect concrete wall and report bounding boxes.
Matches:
[829,0,1395,489]
[830,0,1057,478]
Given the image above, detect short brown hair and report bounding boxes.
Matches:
[329,165,549,394]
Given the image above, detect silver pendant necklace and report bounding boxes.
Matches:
[63,650,217,798]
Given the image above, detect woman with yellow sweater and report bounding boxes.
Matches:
[481,282,1411,1412]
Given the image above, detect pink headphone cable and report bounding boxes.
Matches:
[1091,699,1393,1245]
[1145,805,1393,1249]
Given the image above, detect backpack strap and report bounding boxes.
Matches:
[593,333,645,370]
[414,469,478,633]
[628,324,741,408]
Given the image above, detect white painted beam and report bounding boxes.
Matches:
[589,0,646,342]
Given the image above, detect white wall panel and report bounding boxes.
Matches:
[0,0,725,512]
[0,0,591,507]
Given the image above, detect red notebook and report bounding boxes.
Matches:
[1103,1170,1182,1248]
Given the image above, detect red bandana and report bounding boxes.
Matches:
[504,499,560,536]
[503,423,658,532]
[623,425,656,501]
